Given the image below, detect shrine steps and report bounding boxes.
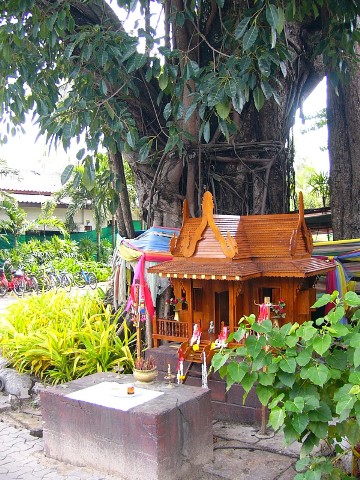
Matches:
[147,344,264,426]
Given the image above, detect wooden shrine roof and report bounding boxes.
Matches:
[148,192,335,281]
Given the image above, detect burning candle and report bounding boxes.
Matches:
[168,363,171,375]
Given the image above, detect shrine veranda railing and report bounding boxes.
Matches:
[152,318,189,347]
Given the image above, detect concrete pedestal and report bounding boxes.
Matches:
[41,372,213,480]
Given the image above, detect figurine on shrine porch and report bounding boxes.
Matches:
[208,321,215,334]
[190,323,201,350]
[256,296,271,323]
[177,348,185,384]
[214,322,229,348]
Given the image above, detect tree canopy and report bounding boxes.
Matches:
[0,0,359,236]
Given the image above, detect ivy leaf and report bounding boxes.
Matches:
[277,371,295,388]
[253,86,265,111]
[279,357,296,373]
[243,25,259,51]
[268,406,285,430]
[241,371,258,393]
[344,291,360,306]
[307,364,329,387]
[313,334,331,355]
[291,413,309,434]
[256,384,274,405]
[211,351,229,371]
[227,361,248,383]
[353,347,360,368]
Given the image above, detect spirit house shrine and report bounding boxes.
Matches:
[149,191,334,351]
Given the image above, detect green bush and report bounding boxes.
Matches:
[0,289,135,384]
[211,291,360,479]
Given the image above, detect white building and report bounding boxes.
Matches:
[0,169,99,232]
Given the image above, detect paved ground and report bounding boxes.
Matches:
[0,287,301,479]
[0,393,301,480]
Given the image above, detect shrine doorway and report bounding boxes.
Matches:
[215,291,229,333]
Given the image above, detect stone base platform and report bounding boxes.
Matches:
[147,344,263,426]
[40,372,213,480]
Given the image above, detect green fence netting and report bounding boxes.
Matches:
[0,220,142,250]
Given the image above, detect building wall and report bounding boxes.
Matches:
[0,205,108,232]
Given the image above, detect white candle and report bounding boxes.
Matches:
[168,363,171,374]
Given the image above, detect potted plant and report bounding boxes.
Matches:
[133,355,158,383]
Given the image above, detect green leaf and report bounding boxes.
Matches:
[350,333,360,348]
[203,120,210,143]
[266,4,279,30]
[309,421,328,439]
[215,102,231,120]
[163,103,172,120]
[83,159,95,191]
[75,148,85,161]
[100,79,108,96]
[253,87,265,111]
[227,361,248,383]
[313,334,331,355]
[277,7,285,34]
[61,165,74,185]
[307,364,329,387]
[184,102,197,123]
[308,403,332,422]
[268,406,285,430]
[353,347,360,368]
[291,413,309,434]
[279,357,296,373]
[296,348,312,367]
[256,384,274,405]
[277,371,295,388]
[344,291,360,306]
[243,25,259,51]
[235,17,251,40]
[258,371,275,386]
[158,73,168,91]
[211,351,229,371]
[312,294,333,308]
[241,371,258,393]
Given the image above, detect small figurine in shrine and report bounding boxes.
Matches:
[177,348,185,384]
[208,321,215,334]
[214,322,229,348]
[190,323,201,347]
[255,296,271,323]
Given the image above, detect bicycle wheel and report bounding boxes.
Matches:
[13,279,25,297]
[61,273,72,292]
[88,272,97,290]
[74,271,86,288]
[39,274,51,291]
[29,276,39,294]
[48,274,58,290]
[0,280,7,297]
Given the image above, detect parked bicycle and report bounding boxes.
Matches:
[17,265,39,294]
[73,269,97,289]
[59,270,72,292]
[0,261,25,297]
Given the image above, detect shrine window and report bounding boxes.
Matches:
[258,287,280,305]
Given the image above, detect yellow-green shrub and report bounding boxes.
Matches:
[0,290,135,384]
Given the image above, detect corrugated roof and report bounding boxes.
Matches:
[0,169,62,194]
